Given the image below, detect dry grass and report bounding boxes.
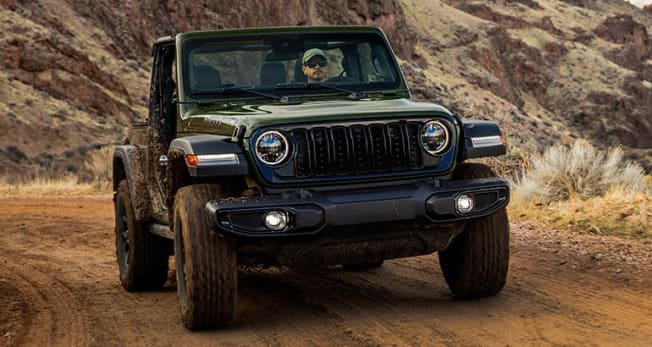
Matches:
[509,188,651,238]
[83,146,113,189]
[0,176,110,196]
[0,147,114,196]
[510,140,651,238]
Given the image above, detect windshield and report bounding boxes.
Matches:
[181,32,402,99]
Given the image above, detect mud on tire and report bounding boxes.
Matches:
[114,180,169,291]
[438,163,510,299]
[173,184,237,330]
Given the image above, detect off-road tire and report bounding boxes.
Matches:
[342,260,384,271]
[114,179,169,291]
[173,184,237,330]
[438,163,510,299]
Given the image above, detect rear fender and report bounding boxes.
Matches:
[112,145,152,221]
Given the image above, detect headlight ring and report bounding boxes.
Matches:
[421,120,450,156]
[255,130,290,166]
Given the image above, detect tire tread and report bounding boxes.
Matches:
[174,184,237,329]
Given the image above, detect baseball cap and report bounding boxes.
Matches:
[302,48,326,64]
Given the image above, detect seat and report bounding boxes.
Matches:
[193,64,221,91]
[260,62,287,86]
[294,59,306,83]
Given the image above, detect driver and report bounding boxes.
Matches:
[301,48,329,83]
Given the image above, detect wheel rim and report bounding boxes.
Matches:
[115,197,130,276]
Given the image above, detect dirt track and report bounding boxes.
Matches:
[1,196,651,346]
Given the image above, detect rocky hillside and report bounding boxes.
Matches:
[0,0,650,179]
[401,0,652,167]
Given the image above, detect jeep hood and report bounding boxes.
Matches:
[179,98,453,138]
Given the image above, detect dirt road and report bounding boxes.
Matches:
[1,196,650,346]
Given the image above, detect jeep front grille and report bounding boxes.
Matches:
[290,122,424,178]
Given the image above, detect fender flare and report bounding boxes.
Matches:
[168,135,249,177]
[112,145,152,221]
[459,119,506,160]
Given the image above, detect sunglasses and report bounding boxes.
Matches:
[304,60,327,68]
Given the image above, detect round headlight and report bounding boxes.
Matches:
[255,130,289,165]
[421,120,450,155]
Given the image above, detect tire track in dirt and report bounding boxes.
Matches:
[279,255,652,346]
[0,197,125,347]
[391,248,652,345]
[236,271,362,346]
[0,278,26,346]
[0,257,95,346]
[282,267,471,346]
[505,264,652,345]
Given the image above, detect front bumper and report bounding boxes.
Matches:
[206,178,509,239]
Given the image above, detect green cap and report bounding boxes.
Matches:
[302,48,326,64]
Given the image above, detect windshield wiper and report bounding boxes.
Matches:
[194,86,281,101]
[217,86,283,101]
[275,82,369,100]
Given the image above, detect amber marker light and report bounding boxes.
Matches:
[185,153,239,167]
[186,154,200,167]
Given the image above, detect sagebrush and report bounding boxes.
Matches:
[514,140,648,205]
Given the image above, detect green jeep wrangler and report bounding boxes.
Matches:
[112,26,510,330]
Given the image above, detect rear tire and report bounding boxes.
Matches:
[114,180,169,291]
[438,163,510,299]
[173,184,237,330]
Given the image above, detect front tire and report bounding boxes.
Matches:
[173,184,237,330]
[438,163,510,299]
[114,180,169,291]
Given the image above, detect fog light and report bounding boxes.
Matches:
[456,194,474,214]
[264,211,288,231]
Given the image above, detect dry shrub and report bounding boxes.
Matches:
[514,140,648,205]
[510,140,651,238]
[83,146,113,191]
[477,146,532,181]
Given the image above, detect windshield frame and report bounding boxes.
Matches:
[176,27,408,103]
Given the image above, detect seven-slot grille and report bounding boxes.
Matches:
[290,122,425,178]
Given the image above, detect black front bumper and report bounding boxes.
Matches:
[205,178,509,239]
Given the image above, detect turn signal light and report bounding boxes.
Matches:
[185,154,199,167]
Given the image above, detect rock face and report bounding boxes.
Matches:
[594,14,652,70]
[0,0,651,178]
[568,14,652,150]
[403,0,652,170]
[68,0,416,60]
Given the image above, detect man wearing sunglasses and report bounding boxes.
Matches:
[301,48,329,83]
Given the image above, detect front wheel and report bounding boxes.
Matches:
[173,184,237,330]
[438,163,510,299]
